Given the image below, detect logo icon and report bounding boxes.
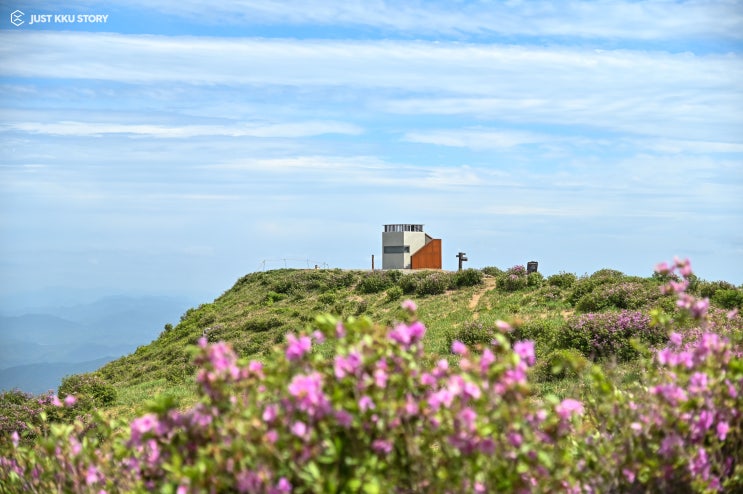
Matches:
[10,10,24,26]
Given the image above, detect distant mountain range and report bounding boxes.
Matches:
[0,295,198,394]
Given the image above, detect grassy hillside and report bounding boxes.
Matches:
[3,263,743,492]
[90,266,742,418]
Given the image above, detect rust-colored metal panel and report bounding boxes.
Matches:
[411,239,441,269]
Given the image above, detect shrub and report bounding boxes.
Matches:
[499,265,528,292]
[559,310,665,362]
[712,289,743,310]
[397,273,420,294]
[58,373,116,409]
[354,299,368,315]
[357,272,393,294]
[264,291,286,305]
[527,271,544,288]
[416,272,453,296]
[453,268,483,287]
[698,280,734,299]
[242,317,283,333]
[480,266,503,276]
[385,285,403,302]
[532,348,589,382]
[0,390,47,441]
[547,271,577,289]
[575,281,658,313]
[569,269,628,306]
[318,291,337,306]
[448,321,496,349]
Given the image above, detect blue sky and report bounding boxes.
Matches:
[1,0,742,304]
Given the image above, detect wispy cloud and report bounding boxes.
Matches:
[3,32,740,144]
[2,120,362,138]
[404,129,557,149]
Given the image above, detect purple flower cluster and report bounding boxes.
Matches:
[568,310,661,361]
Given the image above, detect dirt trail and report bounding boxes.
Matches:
[469,276,496,318]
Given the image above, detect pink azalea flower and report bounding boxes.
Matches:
[248,360,264,377]
[623,468,636,483]
[291,421,308,439]
[555,399,584,420]
[451,340,468,355]
[273,477,292,493]
[288,372,329,418]
[495,320,512,332]
[388,321,426,349]
[85,465,101,485]
[401,299,417,312]
[373,367,388,388]
[513,340,536,366]
[669,332,683,347]
[335,409,353,428]
[265,429,278,443]
[358,395,375,412]
[64,395,77,407]
[285,334,312,361]
[334,351,362,379]
[654,261,671,275]
[717,421,729,441]
[480,348,495,373]
[262,404,278,423]
[372,439,393,454]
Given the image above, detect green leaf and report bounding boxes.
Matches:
[537,451,554,469]
[363,480,381,494]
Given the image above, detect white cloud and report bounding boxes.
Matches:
[3,32,739,144]
[404,129,557,149]
[2,120,362,138]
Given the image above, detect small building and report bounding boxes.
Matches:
[382,224,442,269]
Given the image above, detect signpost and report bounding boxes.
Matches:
[456,252,468,271]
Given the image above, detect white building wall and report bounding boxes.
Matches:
[382,231,427,269]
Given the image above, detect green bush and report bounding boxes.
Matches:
[499,265,528,292]
[547,271,577,289]
[576,281,659,312]
[569,269,626,306]
[357,272,394,294]
[448,321,496,349]
[397,273,421,294]
[480,266,503,276]
[416,272,453,296]
[318,291,337,306]
[0,390,47,441]
[453,268,483,287]
[385,285,403,302]
[699,280,737,299]
[527,272,544,288]
[532,348,590,382]
[264,291,286,305]
[242,317,283,333]
[712,289,743,310]
[558,311,664,362]
[58,373,117,409]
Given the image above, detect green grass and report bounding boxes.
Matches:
[105,378,198,421]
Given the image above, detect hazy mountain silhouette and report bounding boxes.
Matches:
[0,294,197,393]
